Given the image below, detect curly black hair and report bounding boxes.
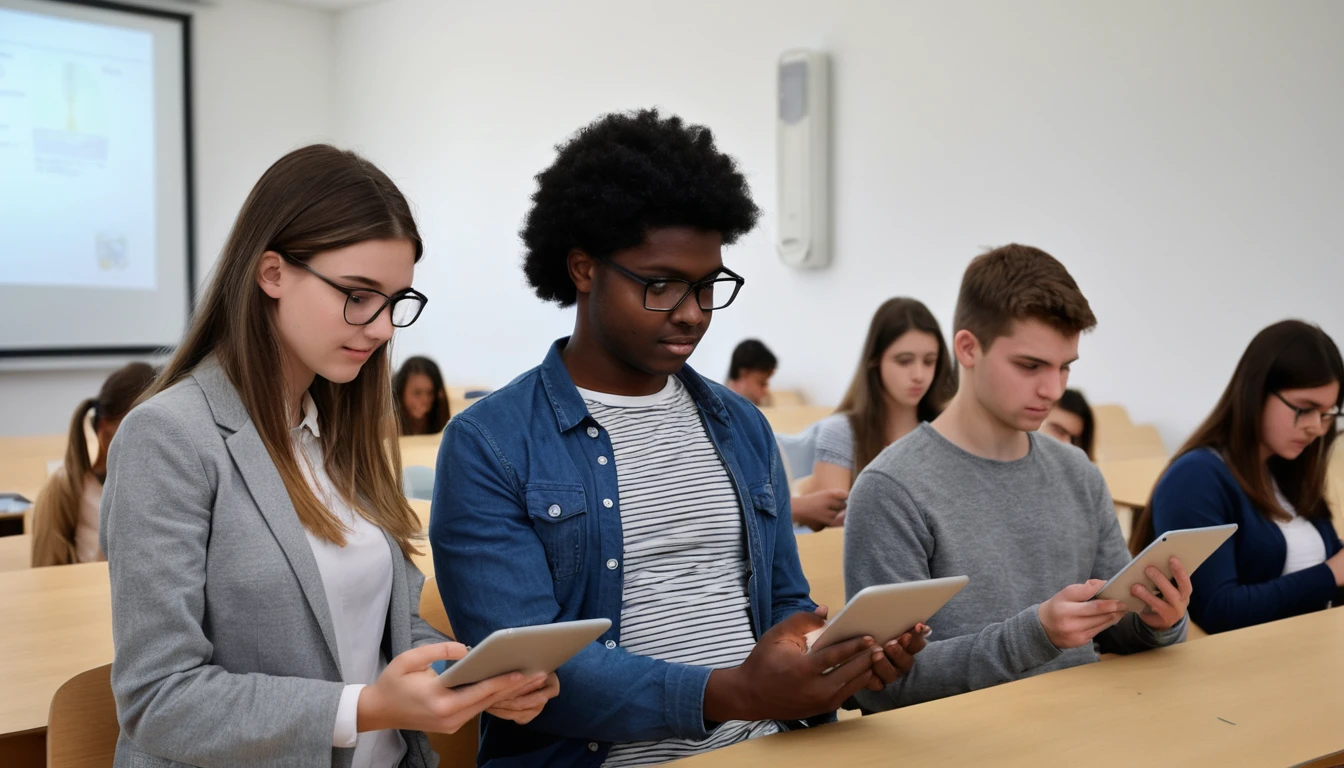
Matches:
[520,108,761,306]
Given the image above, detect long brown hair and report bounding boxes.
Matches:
[837,297,957,475]
[1130,320,1343,554]
[393,355,451,434]
[147,144,424,556]
[32,362,156,567]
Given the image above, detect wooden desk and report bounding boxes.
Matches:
[0,562,113,737]
[794,528,844,614]
[676,607,1344,767]
[399,435,442,470]
[760,406,834,437]
[0,534,32,572]
[1093,423,1167,462]
[0,434,67,499]
[1098,456,1168,508]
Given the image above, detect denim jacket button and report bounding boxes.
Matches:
[604,639,617,649]
[586,427,600,438]
[606,559,619,570]
[547,504,562,518]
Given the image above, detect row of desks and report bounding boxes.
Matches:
[4,555,1342,765]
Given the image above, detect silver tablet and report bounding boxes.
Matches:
[807,576,969,653]
[433,618,612,688]
[1094,524,1237,612]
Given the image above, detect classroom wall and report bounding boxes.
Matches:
[0,0,336,436]
[333,0,1344,447]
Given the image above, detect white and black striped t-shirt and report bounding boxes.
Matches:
[578,378,782,767]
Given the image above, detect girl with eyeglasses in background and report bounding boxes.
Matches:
[1131,320,1344,634]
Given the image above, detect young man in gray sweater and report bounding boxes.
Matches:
[844,244,1191,712]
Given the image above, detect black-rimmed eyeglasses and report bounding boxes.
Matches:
[599,258,745,312]
[277,249,428,327]
[1272,391,1342,430]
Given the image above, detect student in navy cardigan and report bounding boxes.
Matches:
[1132,320,1344,634]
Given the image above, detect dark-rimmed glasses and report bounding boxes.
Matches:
[1272,391,1342,430]
[599,258,745,312]
[277,249,428,327]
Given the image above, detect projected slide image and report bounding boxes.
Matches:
[0,7,156,291]
[32,59,111,169]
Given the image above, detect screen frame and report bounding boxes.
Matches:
[0,0,195,359]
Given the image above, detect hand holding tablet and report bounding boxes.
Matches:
[1094,524,1236,612]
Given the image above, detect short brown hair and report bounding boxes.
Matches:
[953,244,1097,348]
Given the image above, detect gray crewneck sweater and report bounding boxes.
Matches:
[845,424,1186,711]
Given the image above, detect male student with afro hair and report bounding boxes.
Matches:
[432,109,926,767]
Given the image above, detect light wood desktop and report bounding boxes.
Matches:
[1093,423,1168,462]
[676,606,1344,768]
[0,562,113,738]
[399,434,443,471]
[0,434,70,500]
[0,534,33,572]
[1097,456,1168,509]
[794,527,844,616]
[760,405,834,437]
[0,548,441,746]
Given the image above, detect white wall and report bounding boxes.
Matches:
[333,0,1344,447]
[0,0,336,436]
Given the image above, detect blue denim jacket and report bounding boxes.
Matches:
[430,339,822,767]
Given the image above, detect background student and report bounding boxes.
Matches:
[810,297,956,496]
[1132,319,1344,633]
[30,361,156,567]
[725,338,776,407]
[1040,388,1096,460]
[394,355,452,435]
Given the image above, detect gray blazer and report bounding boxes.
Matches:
[100,358,443,768]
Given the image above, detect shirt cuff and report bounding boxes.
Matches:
[334,683,366,748]
[1142,612,1188,645]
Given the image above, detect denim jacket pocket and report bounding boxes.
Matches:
[525,484,588,580]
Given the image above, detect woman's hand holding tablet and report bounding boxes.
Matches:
[357,641,555,735]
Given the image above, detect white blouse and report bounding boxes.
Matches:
[1273,484,1327,577]
[293,393,404,768]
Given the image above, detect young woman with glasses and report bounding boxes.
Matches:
[1130,320,1344,633]
[99,145,557,767]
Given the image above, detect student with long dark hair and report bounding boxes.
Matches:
[30,361,156,567]
[1132,320,1344,633]
[393,355,451,435]
[810,297,957,495]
